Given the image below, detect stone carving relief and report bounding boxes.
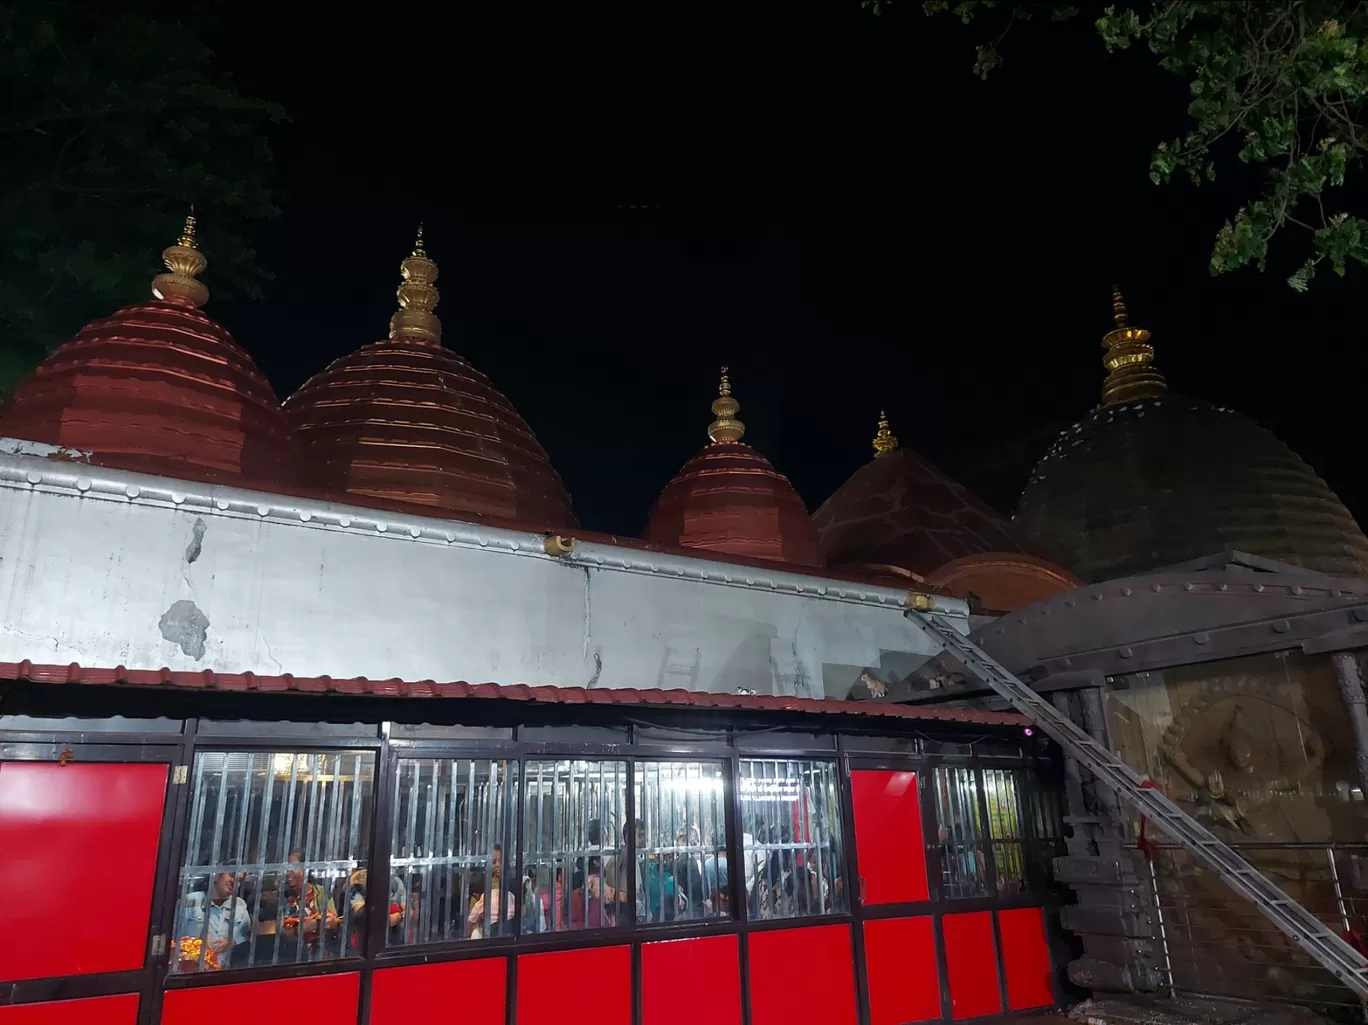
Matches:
[1159,689,1327,841]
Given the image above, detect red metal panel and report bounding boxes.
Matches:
[943,911,1002,1019]
[0,994,138,1025]
[642,934,742,1025]
[0,761,168,982]
[160,971,360,1025]
[748,923,858,1025]
[999,906,1055,1010]
[517,945,631,1025]
[863,916,941,1025]
[850,769,929,904]
[371,957,506,1025]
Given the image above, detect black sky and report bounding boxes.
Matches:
[210,6,1367,537]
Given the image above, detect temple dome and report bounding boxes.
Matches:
[0,217,295,488]
[814,412,1079,611]
[284,232,575,528]
[646,369,821,567]
[1014,291,1368,583]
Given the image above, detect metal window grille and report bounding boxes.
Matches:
[983,767,1027,894]
[173,750,375,973]
[738,758,846,920]
[633,761,730,923]
[934,766,988,899]
[521,759,628,931]
[389,757,515,945]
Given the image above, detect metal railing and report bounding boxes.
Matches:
[1138,841,1368,1018]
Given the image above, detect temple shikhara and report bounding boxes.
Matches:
[4,222,1368,1025]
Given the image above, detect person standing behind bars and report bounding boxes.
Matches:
[602,819,646,922]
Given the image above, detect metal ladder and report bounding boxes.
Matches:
[909,608,1368,999]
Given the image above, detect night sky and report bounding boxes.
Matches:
[210,7,1367,537]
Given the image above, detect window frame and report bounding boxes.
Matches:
[168,745,381,975]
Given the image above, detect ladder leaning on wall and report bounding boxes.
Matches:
[906,601,1368,1001]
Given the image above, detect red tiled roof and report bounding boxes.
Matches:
[0,660,1026,728]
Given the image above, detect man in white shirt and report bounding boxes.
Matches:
[179,872,250,965]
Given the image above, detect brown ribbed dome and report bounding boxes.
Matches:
[284,235,574,528]
[645,370,821,567]
[1015,394,1368,582]
[814,413,1039,574]
[812,412,1078,611]
[0,219,294,488]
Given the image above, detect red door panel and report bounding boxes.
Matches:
[517,945,631,1025]
[0,994,138,1025]
[864,916,941,1025]
[371,957,506,1025]
[0,761,168,982]
[642,934,742,1025]
[850,770,928,904]
[161,971,360,1025]
[999,906,1055,1010]
[748,923,858,1025]
[943,911,1002,1019]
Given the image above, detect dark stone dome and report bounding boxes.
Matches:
[1014,394,1368,582]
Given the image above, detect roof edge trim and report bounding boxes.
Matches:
[0,441,969,618]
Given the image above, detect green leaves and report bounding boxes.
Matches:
[914,0,1368,291]
[0,2,284,392]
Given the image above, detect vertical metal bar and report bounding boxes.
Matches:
[301,754,325,959]
[1148,855,1177,998]
[623,758,635,927]
[483,759,497,937]
[534,759,545,931]
[346,753,365,949]
[416,760,433,945]
[1329,846,1353,933]
[278,754,304,965]
[326,754,350,953]
[198,754,234,970]
[548,761,561,929]
[226,751,255,966]
[256,752,280,965]
[812,759,825,914]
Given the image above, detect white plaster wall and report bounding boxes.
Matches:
[0,452,967,698]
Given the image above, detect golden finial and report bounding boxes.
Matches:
[389,224,441,345]
[873,409,899,456]
[151,211,209,308]
[1100,287,1167,406]
[707,365,745,443]
[1111,285,1128,328]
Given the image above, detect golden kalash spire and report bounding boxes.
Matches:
[151,212,209,308]
[388,223,442,345]
[1101,287,1168,406]
[707,366,746,443]
[872,409,899,457]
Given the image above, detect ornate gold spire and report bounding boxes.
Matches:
[707,366,746,443]
[873,409,899,457]
[389,224,441,345]
[151,212,209,308]
[1101,286,1167,406]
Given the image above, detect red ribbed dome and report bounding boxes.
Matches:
[646,371,820,567]
[284,338,575,527]
[646,441,822,567]
[0,299,294,488]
